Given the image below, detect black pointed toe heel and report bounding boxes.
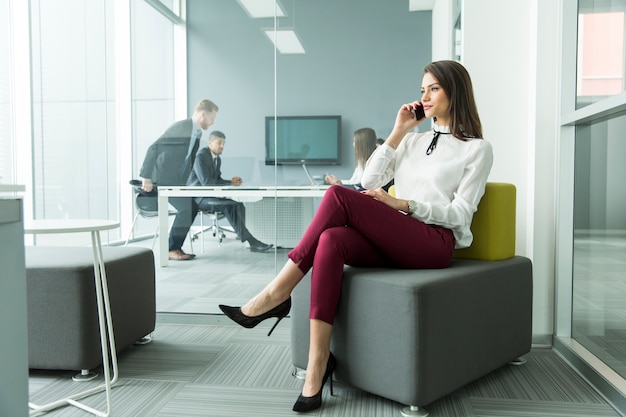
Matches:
[218,297,291,336]
[292,353,336,413]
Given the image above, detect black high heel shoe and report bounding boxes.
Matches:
[218,297,291,336]
[292,352,336,412]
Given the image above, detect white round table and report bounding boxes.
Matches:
[24,219,120,417]
[24,219,119,235]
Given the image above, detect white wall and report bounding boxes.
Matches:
[528,0,560,344]
[432,0,560,343]
[432,0,453,60]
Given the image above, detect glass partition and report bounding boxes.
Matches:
[174,0,432,315]
[572,115,626,380]
[4,0,433,316]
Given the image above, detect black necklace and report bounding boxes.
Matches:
[426,130,451,155]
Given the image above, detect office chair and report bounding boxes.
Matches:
[125,180,182,250]
[191,201,236,253]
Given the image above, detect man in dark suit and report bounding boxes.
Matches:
[139,99,219,260]
[187,130,273,252]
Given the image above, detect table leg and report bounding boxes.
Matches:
[29,231,118,417]
[158,193,169,267]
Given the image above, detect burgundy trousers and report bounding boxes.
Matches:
[287,185,455,324]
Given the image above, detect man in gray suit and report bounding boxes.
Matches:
[139,99,219,260]
[187,131,272,252]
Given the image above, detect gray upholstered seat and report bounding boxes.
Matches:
[25,246,156,372]
[291,257,533,412]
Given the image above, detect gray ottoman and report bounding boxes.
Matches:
[291,256,533,412]
[26,246,156,371]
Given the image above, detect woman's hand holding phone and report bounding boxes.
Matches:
[387,101,427,149]
[412,103,425,120]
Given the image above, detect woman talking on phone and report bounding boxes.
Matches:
[219,60,493,412]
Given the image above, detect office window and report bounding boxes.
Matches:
[576,2,626,108]
[0,1,13,184]
[129,0,177,238]
[30,0,117,240]
[146,0,177,15]
[26,0,182,245]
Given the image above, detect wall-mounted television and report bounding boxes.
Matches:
[265,115,341,165]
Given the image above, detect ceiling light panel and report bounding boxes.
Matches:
[264,30,305,54]
[239,0,286,18]
[409,0,434,11]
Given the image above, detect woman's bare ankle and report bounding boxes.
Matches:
[241,293,279,317]
[240,297,263,317]
[302,355,328,396]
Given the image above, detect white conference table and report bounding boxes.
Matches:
[24,219,120,417]
[157,185,330,267]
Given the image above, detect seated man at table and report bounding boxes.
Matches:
[187,130,273,253]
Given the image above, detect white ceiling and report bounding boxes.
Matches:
[409,0,435,11]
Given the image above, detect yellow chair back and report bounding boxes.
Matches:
[453,182,516,260]
[388,183,516,261]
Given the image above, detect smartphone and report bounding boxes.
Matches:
[412,104,425,121]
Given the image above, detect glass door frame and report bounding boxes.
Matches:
[554,0,626,411]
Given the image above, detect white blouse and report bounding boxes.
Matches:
[361,125,493,248]
[342,165,364,185]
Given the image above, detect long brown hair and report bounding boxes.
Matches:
[424,60,482,139]
[353,127,377,169]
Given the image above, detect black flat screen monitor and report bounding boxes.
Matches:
[265,115,341,165]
